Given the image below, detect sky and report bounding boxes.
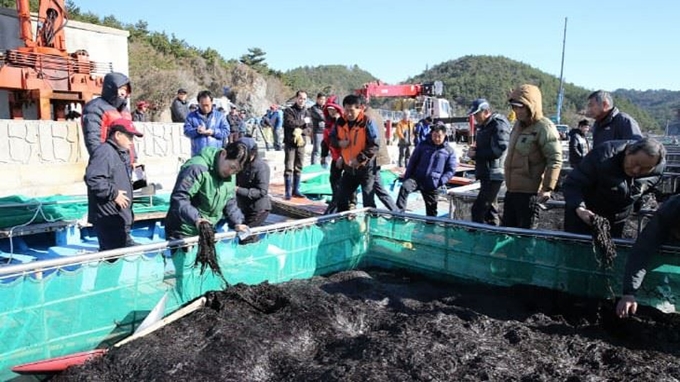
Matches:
[73,0,679,91]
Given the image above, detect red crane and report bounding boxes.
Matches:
[0,0,112,120]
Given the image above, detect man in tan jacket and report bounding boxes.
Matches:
[503,84,562,229]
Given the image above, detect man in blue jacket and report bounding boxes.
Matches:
[85,118,143,251]
[587,90,642,148]
[184,90,231,156]
[396,123,457,216]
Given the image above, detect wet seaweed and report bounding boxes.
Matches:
[194,221,228,285]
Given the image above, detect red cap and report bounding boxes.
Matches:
[136,101,149,108]
[270,104,278,110]
[110,118,143,137]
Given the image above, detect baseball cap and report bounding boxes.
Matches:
[177,88,187,94]
[136,101,149,108]
[109,118,143,137]
[466,98,490,116]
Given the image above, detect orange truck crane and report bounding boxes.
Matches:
[355,80,475,144]
[0,0,112,120]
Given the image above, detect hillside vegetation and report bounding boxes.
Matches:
[1,1,675,129]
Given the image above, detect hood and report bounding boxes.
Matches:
[193,146,222,176]
[508,84,543,123]
[322,102,344,120]
[568,128,582,137]
[101,72,131,110]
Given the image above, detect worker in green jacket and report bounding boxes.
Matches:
[165,142,249,239]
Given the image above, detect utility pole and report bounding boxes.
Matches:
[556,17,568,124]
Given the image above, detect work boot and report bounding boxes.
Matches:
[292,174,304,198]
[284,176,292,200]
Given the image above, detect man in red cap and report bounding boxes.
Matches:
[85,118,144,252]
[132,101,149,122]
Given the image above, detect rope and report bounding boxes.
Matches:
[5,202,60,264]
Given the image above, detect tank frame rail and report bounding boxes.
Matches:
[445,186,657,234]
[0,208,370,278]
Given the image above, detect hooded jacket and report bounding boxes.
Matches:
[592,107,642,148]
[568,128,589,168]
[504,85,563,193]
[562,140,664,224]
[322,102,343,161]
[236,156,272,215]
[82,72,132,156]
[474,113,511,181]
[165,147,243,239]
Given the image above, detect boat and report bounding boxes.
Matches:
[2,207,680,380]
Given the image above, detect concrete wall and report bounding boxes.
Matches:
[0,120,191,197]
[0,7,130,119]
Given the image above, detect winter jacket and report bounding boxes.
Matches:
[568,128,589,168]
[330,111,379,166]
[364,107,391,167]
[414,121,432,146]
[404,137,457,191]
[622,194,680,295]
[474,113,511,182]
[395,119,414,147]
[283,104,310,147]
[504,84,562,193]
[591,107,642,148]
[264,109,283,130]
[132,109,147,122]
[171,98,189,123]
[322,102,343,161]
[184,108,231,157]
[236,158,272,215]
[309,103,326,134]
[227,113,245,134]
[85,139,133,226]
[165,147,244,239]
[562,140,665,224]
[81,72,132,156]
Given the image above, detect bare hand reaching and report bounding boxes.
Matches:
[616,295,638,318]
[114,190,130,209]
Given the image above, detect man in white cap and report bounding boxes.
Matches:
[466,98,511,226]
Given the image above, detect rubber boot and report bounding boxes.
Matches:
[284,175,292,200]
[292,174,304,198]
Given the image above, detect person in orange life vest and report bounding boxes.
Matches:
[395,110,415,167]
[329,94,380,212]
[82,72,134,157]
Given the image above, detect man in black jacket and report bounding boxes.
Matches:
[586,90,642,148]
[309,92,327,165]
[562,138,666,238]
[282,90,311,199]
[236,137,271,243]
[466,99,511,226]
[85,119,143,251]
[170,88,189,123]
[616,194,680,318]
[568,119,590,168]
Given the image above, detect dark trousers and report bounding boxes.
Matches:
[471,179,503,226]
[335,164,376,212]
[372,167,397,211]
[240,209,270,244]
[284,145,304,177]
[398,144,411,167]
[272,128,283,150]
[396,178,438,216]
[502,192,539,229]
[564,209,625,238]
[311,133,324,165]
[94,215,135,251]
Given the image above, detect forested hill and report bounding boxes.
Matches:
[613,89,680,130]
[408,55,664,132]
[283,65,376,100]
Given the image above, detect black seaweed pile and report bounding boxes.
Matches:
[57,270,680,382]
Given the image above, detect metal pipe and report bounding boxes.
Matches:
[0,208,370,277]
